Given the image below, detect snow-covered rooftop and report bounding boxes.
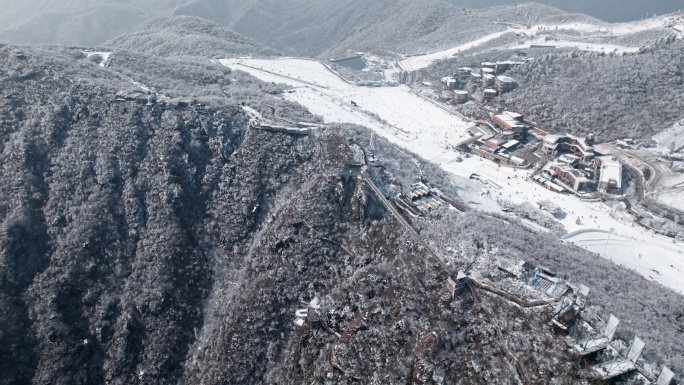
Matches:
[598,156,622,189]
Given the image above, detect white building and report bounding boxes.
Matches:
[596,156,622,194]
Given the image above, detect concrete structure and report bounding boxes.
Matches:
[454,90,469,104]
[494,60,524,74]
[656,366,675,385]
[467,124,495,141]
[501,130,516,139]
[484,138,507,148]
[573,314,620,355]
[593,336,645,380]
[482,73,496,87]
[557,154,581,165]
[495,75,517,92]
[490,111,528,139]
[543,161,592,192]
[491,111,523,130]
[470,144,526,166]
[440,76,458,90]
[543,134,595,161]
[483,88,497,101]
[501,140,520,151]
[529,128,548,140]
[595,156,623,194]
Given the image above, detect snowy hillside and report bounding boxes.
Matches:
[223,53,684,295]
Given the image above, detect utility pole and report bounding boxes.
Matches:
[602,228,615,257]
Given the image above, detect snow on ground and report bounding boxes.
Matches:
[84,51,111,67]
[132,80,151,93]
[223,58,351,89]
[639,119,684,210]
[222,58,472,148]
[653,172,684,212]
[564,230,684,294]
[655,190,684,212]
[392,14,680,76]
[509,41,639,54]
[221,55,684,295]
[397,30,514,72]
[652,118,684,153]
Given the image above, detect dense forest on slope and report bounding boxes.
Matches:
[106,16,280,58]
[416,210,684,374]
[0,40,683,384]
[0,0,597,58]
[0,43,613,384]
[421,35,684,141]
[190,1,595,59]
[5,0,677,49]
[503,37,684,141]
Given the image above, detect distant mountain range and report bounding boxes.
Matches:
[105,16,280,58]
[442,0,683,23]
[3,0,679,51]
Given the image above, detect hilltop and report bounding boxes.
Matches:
[106,16,280,58]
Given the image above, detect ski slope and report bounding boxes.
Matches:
[564,230,684,294]
[221,58,472,147]
[397,30,514,72]
[221,56,684,295]
[509,41,640,54]
[392,14,682,75]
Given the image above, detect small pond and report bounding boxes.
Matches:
[332,56,366,70]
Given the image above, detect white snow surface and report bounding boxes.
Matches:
[220,55,684,295]
[397,30,514,72]
[390,15,682,75]
[84,51,111,67]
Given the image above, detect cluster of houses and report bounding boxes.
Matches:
[435,55,627,197]
[453,106,625,196]
[439,61,523,104]
[456,111,530,167]
[538,132,623,195]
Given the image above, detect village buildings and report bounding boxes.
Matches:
[437,59,626,197]
[595,156,623,194]
[543,134,596,162]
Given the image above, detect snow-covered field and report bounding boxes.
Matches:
[654,172,684,212]
[221,58,472,148]
[564,230,684,294]
[639,119,684,210]
[221,54,684,295]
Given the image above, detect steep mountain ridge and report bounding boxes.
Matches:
[2,0,681,47]
[0,0,596,56]
[1,42,684,384]
[0,43,576,384]
[172,0,598,58]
